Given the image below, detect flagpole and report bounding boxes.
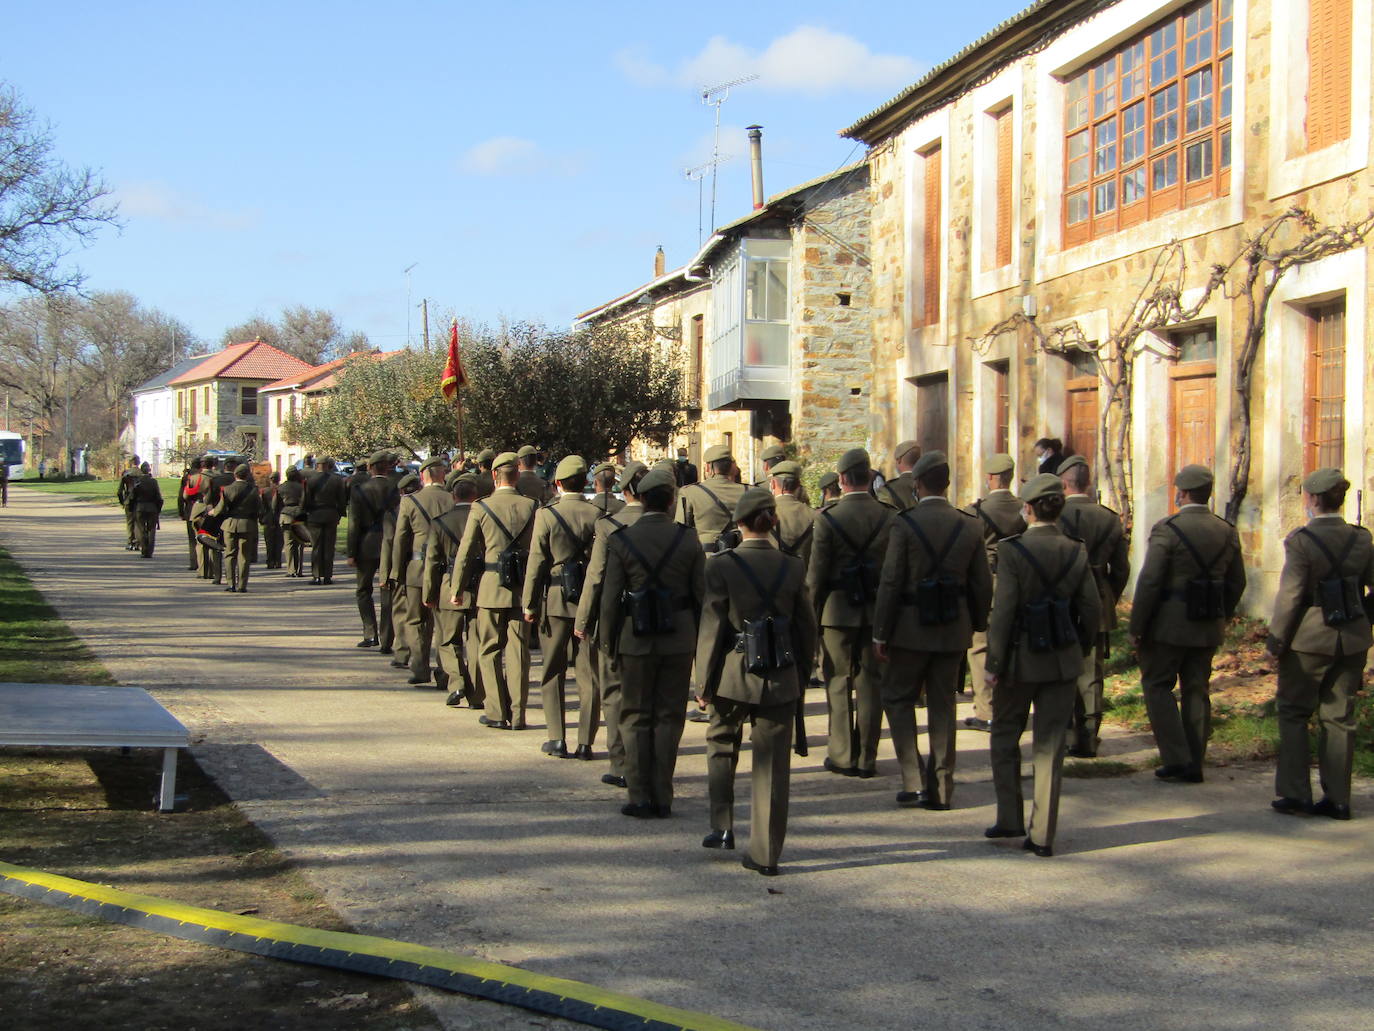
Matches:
[452,319,466,461]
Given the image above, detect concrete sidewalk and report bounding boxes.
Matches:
[2,488,1372,1031]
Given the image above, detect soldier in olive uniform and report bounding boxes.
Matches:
[873,452,992,809]
[472,448,496,499]
[382,472,420,664]
[394,457,455,686]
[202,457,234,584]
[303,458,347,585]
[817,471,840,510]
[522,456,600,758]
[697,488,817,875]
[346,452,399,648]
[984,474,1100,856]
[877,440,920,512]
[963,454,1027,731]
[278,466,308,577]
[261,472,284,569]
[768,461,816,566]
[130,462,163,558]
[574,461,649,789]
[807,448,893,778]
[590,462,625,516]
[1267,469,1373,820]
[212,464,261,592]
[677,443,746,552]
[178,462,201,571]
[1129,464,1246,782]
[117,457,142,550]
[1056,455,1130,757]
[426,472,484,708]
[599,468,705,817]
[455,452,538,729]
[515,445,552,503]
[752,443,787,488]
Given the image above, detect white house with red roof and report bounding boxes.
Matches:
[259,350,400,472]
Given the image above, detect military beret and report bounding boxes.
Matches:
[492,451,518,471]
[769,460,802,479]
[516,444,538,459]
[618,460,648,490]
[985,453,1015,476]
[733,487,776,523]
[760,444,786,463]
[1058,454,1089,476]
[555,455,587,481]
[836,448,871,475]
[912,450,948,480]
[398,473,420,490]
[1174,464,1213,490]
[367,450,392,468]
[703,443,732,464]
[818,471,839,491]
[475,448,495,464]
[420,456,447,474]
[1303,467,1348,495]
[593,462,618,479]
[443,469,464,490]
[451,471,478,488]
[653,459,678,476]
[1019,472,1064,504]
[894,440,921,465]
[636,468,676,494]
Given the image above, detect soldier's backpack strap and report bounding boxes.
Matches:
[1164,518,1226,575]
[1006,539,1078,599]
[694,484,734,520]
[883,481,907,510]
[820,509,883,561]
[475,499,514,542]
[1298,526,1360,584]
[899,510,965,574]
[972,500,1002,542]
[771,520,814,558]
[724,549,790,617]
[403,491,435,527]
[546,503,592,568]
[617,523,688,592]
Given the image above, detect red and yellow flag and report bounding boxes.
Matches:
[440,321,466,400]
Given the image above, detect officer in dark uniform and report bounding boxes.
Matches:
[877,441,920,512]
[303,457,347,584]
[278,466,308,578]
[261,472,284,569]
[130,462,163,558]
[347,452,399,648]
[178,461,202,571]
[212,463,261,592]
[515,445,552,503]
[382,472,420,664]
[427,471,483,708]
[205,457,235,584]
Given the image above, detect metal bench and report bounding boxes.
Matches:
[0,683,191,811]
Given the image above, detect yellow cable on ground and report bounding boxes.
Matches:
[0,860,763,1031]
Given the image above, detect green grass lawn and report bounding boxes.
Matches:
[12,477,182,506]
[0,543,116,686]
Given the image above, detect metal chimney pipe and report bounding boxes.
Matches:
[747,125,764,210]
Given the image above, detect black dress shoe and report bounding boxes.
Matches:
[572,744,593,760]
[601,773,627,788]
[224,586,236,592]
[511,719,527,731]
[1066,747,1097,758]
[357,638,378,648]
[479,715,511,729]
[856,767,876,779]
[963,716,992,732]
[621,802,657,819]
[1155,764,1204,783]
[309,577,321,585]
[389,659,408,669]
[541,739,568,758]
[377,647,394,655]
[1270,796,1311,816]
[1022,837,1053,858]
[742,856,779,877]
[407,674,432,686]
[823,758,859,777]
[1310,798,1352,820]
[984,825,1025,838]
[322,578,333,585]
[445,691,463,707]
[653,804,671,818]
[702,829,736,850]
[923,799,951,811]
[895,790,926,808]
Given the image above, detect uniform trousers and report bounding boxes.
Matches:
[883,648,963,803]
[618,652,693,809]
[184,519,198,570]
[354,559,380,640]
[200,534,222,583]
[308,523,338,580]
[477,607,530,725]
[404,584,435,681]
[135,511,158,557]
[435,608,483,706]
[224,532,255,590]
[967,629,993,721]
[598,649,627,777]
[1276,649,1365,807]
[990,676,1075,848]
[1140,644,1215,770]
[390,584,411,664]
[821,625,883,772]
[1072,633,1109,754]
[284,523,307,576]
[706,695,794,867]
[539,614,599,746]
[124,506,137,548]
[262,521,283,568]
[378,583,396,650]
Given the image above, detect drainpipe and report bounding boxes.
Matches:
[747,125,764,210]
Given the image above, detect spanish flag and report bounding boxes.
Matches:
[440,321,466,400]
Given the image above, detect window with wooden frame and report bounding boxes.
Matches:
[240,386,258,417]
[989,360,1010,453]
[202,386,210,415]
[275,397,283,423]
[1306,0,1352,151]
[991,108,1014,271]
[917,143,942,326]
[1304,299,1346,473]
[1063,0,1232,247]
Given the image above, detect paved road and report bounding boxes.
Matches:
[3,489,1372,1031]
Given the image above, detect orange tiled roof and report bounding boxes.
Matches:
[169,340,315,386]
[260,350,402,393]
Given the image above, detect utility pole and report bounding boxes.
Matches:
[403,263,418,346]
[421,298,430,352]
[64,359,72,477]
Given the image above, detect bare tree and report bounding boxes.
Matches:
[221,306,369,364]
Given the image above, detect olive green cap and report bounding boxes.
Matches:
[769,460,802,479]
[554,455,587,481]
[1019,472,1064,504]
[475,448,495,464]
[733,487,776,522]
[912,450,948,480]
[818,471,839,491]
[1174,464,1213,490]
[492,451,518,471]
[985,453,1015,476]
[451,471,478,488]
[653,458,678,476]
[760,444,786,463]
[443,469,464,490]
[1058,454,1089,475]
[894,440,921,465]
[398,473,420,490]
[516,444,538,459]
[1303,467,1348,495]
[420,456,447,474]
[703,443,732,464]
[636,468,676,494]
[836,448,871,475]
[618,460,648,490]
[367,450,393,468]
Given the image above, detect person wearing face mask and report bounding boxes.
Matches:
[1033,438,1064,475]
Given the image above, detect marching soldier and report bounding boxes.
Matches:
[472,448,496,499]
[767,461,816,566]
[194,456,230,584]
[1057,455,1130,757]
[807,448,893,778]
[130,462,163,558]
[426,471,484,709]
[984,473,1100,857]
[455,452,538,729]
[394,457,454,686]
[278,466,309,578]
[178,460,202,572]
[117,456,142,550]
[873,452,991,809]
[1129,465,1245,783]
[878,441,920,512]
[346,452,399,649]
[1267,468,1373,820]
[382,472,420,665]
[752,443,787,488]
[696,488,816,876]
[260,472,284,569]
[817,471,840,511]
[574,461,649,789]
[515,445,552,503]
[212,463,261,592]
[522,455,600,758]
[677,444,746,552]
[599,467,705,817]
[590,462,625,516]
[302,458,346,585]
[963,454,1026,732]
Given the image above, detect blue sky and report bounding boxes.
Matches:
[9,0,1028,351]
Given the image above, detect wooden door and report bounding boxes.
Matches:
[916,373,948,456]
[1065,379,1098,470]
[1170,363,1217,486]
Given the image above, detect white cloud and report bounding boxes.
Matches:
[618,26,924,96]
[114,181,260,231]
[458,136,583,177]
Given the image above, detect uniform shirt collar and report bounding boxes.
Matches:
[1179,503,1208,511]
[917,495,947,505]
[987,488,1015,497]
[1026,522,1058,532]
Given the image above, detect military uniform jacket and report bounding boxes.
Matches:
[599,511,705,657]
[474,472,494,499]
[521,493,599,619]
[516,469,551,503]
[696,539,817,707]
[277,480,305,523]
[213,480,262,535]
[1129,505,1245,648]
[346,475,398,562]
[455,486,538,609]
[591,492,626,517]
[424,503,474,611]
[986,525,1101,682]
[131,474,163,514]
[873,497,991,650]
[303,470,346,525]
[772,494,817,568]
[1268,515,1374,657]
[1059,494,1130,629]
[117,469,140,509]
[878,472,916,512]
[177,473,195,520]
[677,475,746,548]
[394,485,455,588]
[575,503,644,640]
[807,490,894,629]
[963,490,1026,575]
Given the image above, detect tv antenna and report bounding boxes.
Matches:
[699,74,758,234]
[684,155,734,246]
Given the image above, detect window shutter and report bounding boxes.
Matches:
[921,144,942,327]
[995,110,1014,269]
[1307,0,1353,150]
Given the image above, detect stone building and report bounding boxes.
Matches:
[258,352,386,473]
[843,0,1370,608]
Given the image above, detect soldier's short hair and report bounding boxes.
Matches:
[1181,483,1212,505]
[204,456,219,469]
[453,480,478,501]
[917,465,950,493]
[1061,462,1091,492]
[992,470,1014,488]
[285,466,302,482]
[740,509,776,533]
[495,465,519,486]
[639,484,675,512]
[772,473,799,493]
[234,464,249,480]
[839,463,870,488]
[1316,483,1349,512]
[1029,493,1066,522]
[559,473,587,494]
[709,458,732,477]
[594,466,616,491]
